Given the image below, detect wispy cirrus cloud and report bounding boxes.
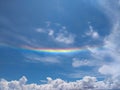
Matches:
[88,0,120,79]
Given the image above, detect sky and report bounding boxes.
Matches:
[0,0,120,90]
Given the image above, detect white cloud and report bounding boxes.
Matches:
[1,76,120,90]
[99,9,120,78]
[89,23,120,78]
[86,25,99,39]
[55,30,75,44]
[35,24,75,45]
[72,58,89,68]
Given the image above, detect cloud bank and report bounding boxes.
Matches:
[1,76,120,90]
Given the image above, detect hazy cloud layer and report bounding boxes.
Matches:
[25,54,60,64]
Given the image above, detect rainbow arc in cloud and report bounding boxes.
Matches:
[23,46,87,54]
[0,43,104,54]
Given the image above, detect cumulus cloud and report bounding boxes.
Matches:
[1,76,120,90]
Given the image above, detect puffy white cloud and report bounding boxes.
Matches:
[0,76,27,90]
[1,76,120,90]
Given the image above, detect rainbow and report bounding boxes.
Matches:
[0,43,104,54]
[23,46,87,54]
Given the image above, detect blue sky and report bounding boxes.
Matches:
[0,0,120,89]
